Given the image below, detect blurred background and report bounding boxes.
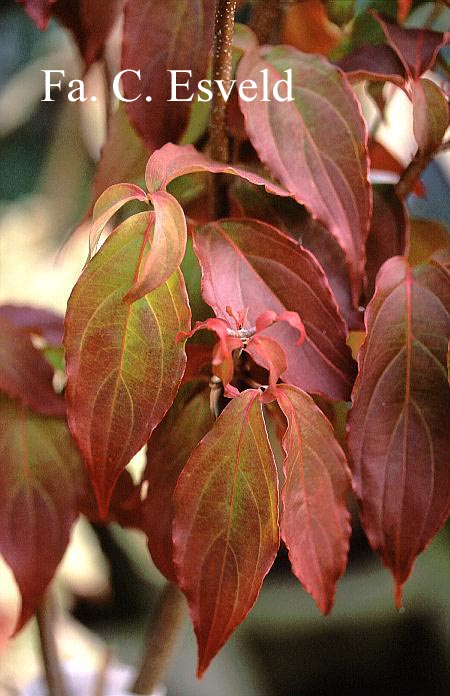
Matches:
[0,1,449,694]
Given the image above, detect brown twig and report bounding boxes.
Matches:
[208,0,237,217]
[250,0,283,44]
[36,593,72,696]
[132,583,185,695]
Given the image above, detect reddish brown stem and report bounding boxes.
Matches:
[132,582,185,695]
[208,0,237,218]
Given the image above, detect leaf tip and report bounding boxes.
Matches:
[196,662,207,680]
[196,643,217,679]
[322,598,335,616]
[395,581,404,611]
[304,578,336,616]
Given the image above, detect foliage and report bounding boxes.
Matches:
[3,0,450,681]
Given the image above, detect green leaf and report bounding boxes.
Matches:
[173,389,279,676]
[409,218,450,266]
[64,211,191,517]
[89,182,148,258]
[411,78,449,157]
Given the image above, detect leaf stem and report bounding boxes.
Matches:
[250,0,283,44]
[394,150,433,199]
[36,593,72,696]
[132,582,185,695]
[208,0,237,217]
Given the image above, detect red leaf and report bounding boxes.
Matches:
[173,389,279,676]
[411,78,449,157]
[229,180,362,329]
[64,211,190,518]
[348,256,450,605]
[254,310,306,345]
[16,0,57,29]
[18,0,123,66]
[373,11,450,80]
[121,0,215,150]
[142,382,214,581]
[247,312,305,388]
[179,318,241,396]
[246,335,287,388]
[89,183,148,258]
[275,384,352,614]
[125,191,187,301]
[237,46,371,303]
[145,143,289,197]
[182,344,213,385]
[365,185,409,301]
[193,219,356,401]
[0,305,63,346]
[338,43,406,86]
[0,317,65,418]
[53,0,123,67]
[0,395,83,629]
